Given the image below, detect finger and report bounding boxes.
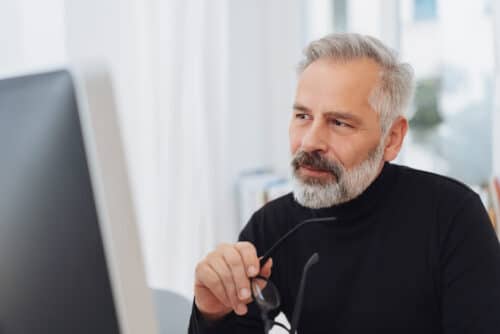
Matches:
[235,241,259,277]
[220,246,252,309]
[195,261,232,309]
[207,255,243,313]
[260,257,273,278]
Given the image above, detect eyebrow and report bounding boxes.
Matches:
[293,103,363,125]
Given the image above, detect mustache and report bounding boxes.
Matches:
[291,151,343,179]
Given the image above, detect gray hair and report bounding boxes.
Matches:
[298,33,414,133]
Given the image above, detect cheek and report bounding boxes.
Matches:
[340,140,378,168]
[289,125,301,154]
[331,137,366,168]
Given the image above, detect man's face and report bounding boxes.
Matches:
[289,57,386,208]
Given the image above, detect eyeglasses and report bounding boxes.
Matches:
[250,216,337,334]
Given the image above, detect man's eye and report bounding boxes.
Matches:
[331,119,350,128]
[296,113,311,120]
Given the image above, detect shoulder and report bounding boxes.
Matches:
[392,164,478,206]
[391,164,489,240]
[395,164,473,193]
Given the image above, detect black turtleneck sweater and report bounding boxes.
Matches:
[189,163,500,333]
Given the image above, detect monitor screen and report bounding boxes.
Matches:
[0,70,121,333]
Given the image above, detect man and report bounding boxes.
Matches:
[188,33,500,333]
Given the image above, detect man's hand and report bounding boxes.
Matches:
[194,241,273,322]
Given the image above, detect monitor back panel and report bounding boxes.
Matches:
[0,70,120,334]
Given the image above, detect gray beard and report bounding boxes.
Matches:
[291,140,386,209]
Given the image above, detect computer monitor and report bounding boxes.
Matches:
[0,67,159,334]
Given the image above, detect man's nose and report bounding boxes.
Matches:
[301,122,328,153]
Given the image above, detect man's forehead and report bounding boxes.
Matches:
[297,57,381,90]
[293,102,365,124]
[294,85,374,114]
[295,57,381,111]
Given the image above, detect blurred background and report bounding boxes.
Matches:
[1,0,499,301]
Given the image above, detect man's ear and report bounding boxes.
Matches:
[383,116,408,162]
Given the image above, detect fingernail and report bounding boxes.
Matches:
[237,304,247,315]
[248,266,258,276]
[240,288,250,299]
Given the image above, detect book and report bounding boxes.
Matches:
[237,169,291,228]
[488,176,500,237]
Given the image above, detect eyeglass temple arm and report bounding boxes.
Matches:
[289,252,319,334]
[259,217,336,267]
[267,321,290,333]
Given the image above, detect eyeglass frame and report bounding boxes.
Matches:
[250,216,337,334]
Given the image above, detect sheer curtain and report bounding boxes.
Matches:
[153,0,302,298]
[65,0,302,298]
[154,0,235,296]
[494,0,500,176]
[65,0,234,297]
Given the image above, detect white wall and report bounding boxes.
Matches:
[226,0,303,180]
[0,0,66,77]
[494,0,500,176]
[348,0,400,50]
[65,0,304,295]
[65,0,162,289]
[0,1,24,75]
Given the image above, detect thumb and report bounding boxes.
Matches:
[259,257,273,278]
